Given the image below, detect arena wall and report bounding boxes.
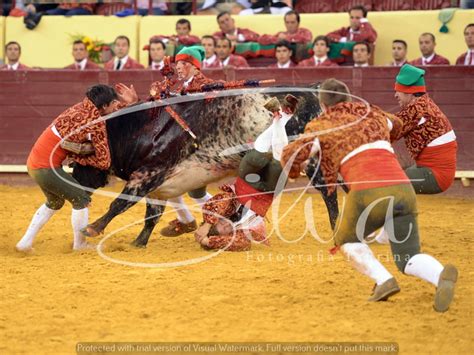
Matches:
[0,16,5,60]
[2,10,473,67]
[0,66,472,171]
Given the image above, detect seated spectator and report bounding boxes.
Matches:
[259,10,312,45]
[216,38,250,68]
[45,2,94,16]
[171,19,201,46]
[327,5,377,44]
[298,36,338,67]
[104,36,144,70]
[213,11,260,43]
[456,24,474,65]
[352,41,371,67]
[198,0,249,15]
[130,0,167,16]
[148,38,166,70]
[240,0,292,15]
[268,40,295,68]
[0,42,30,70]
[390,39,408,66]
[202,35,221,69]
[411,33,450,65]
[64,40,100,70]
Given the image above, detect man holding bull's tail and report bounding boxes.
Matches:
[16,84,137,252]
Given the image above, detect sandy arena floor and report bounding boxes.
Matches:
[0,182,473,355]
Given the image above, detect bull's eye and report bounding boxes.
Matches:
[245,173,261,183]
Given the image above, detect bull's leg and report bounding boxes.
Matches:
[83,169,164,237]
[305,160,340,231]
[132,198,165,248]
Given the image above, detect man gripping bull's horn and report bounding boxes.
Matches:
[16,84,138,252]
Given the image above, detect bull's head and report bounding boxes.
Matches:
[72,163,110,191]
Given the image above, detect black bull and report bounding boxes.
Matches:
[73,88,341,247]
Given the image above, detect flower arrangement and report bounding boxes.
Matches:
[69,34,113,64]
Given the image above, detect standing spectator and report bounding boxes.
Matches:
[104,36,144,70]
[298,36,338,67]
[259,10,312,45]
[240,0,292,15]
[148,39,166,70]
[0,42,30,70]
[352,41,371,67]
[390,39,408,66]
[327,5,377,44]
[268,40,295,68]
[216,38,250,68]
[64,40,101,70]
[411,33,450,66]
[213,11,260,43]
[202,36,221,69]
[44,2,94,15]
[456,24,474,65]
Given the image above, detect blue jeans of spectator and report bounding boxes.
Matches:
[45,8,92,16]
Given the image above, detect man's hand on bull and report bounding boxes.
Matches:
[195,223,212,246]
[60,140,95,155]
[115,83,139,105]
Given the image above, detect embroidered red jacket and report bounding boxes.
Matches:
[327,22,378,44]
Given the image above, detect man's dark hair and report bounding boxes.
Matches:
[284,10,300,23]
[176,18,191,31]
[393,39,407,49]
[319,78,352,107]
[354,41,371,54]
[86,85,118,110]
[464,23,474,32]
[420,32,435,42]
[313,35,330,48]
[149,38,166,50]
[5,41,21,53]
[275,40,292,51]
[114,35,130,46]
[217,11,230,21]
[201,35,217,46]
[349,5,368,18]
[73,40,86,48]
[217,37,232,48]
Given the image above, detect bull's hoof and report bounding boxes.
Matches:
[82,225,100,238]
[130,240,147,248]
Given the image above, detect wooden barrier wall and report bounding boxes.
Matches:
[0,66,472,170]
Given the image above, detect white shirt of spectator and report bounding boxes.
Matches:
[203,54,218,68]
[114,55,129,70]
[391,59,407,66]
[422,53,435,65]
[75,58,88,70]
[313,56,328,66]
[354,63,369,67]
[151,60,164,70]
[347,18,369,41]
[465,50,474,65]
[8,62,19,70]
[221,56,231,67]
[277,60,291,68]
[226,29,246,43]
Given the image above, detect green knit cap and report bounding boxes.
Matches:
[175,46,205,69]
[394,64,426,93]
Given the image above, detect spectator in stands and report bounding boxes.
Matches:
[0,42,30,70]
[327,5,377,44]
[456,23,474,65]
[259,10,312,45]
[213,11,260,43]
[44,2,94,16]
[132,0,167,16]
[352,41,371,67]
[299,36,338,67]
[216,38,250,68]
[268,40,295,68]
[198,0,249,15]
[202,36,221,69]
[390,39,408,66]
[64,40,100,70]
[148,39,166,70]
[104,36,144,70]
[411,33,450,65]
[240,0,292,15]
[171,19,201,46]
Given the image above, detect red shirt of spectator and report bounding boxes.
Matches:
[104,36,144,70]
[259,11,312,45]
[410,33,450,66]
[213,12,259,43]
[327,5,377,44]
